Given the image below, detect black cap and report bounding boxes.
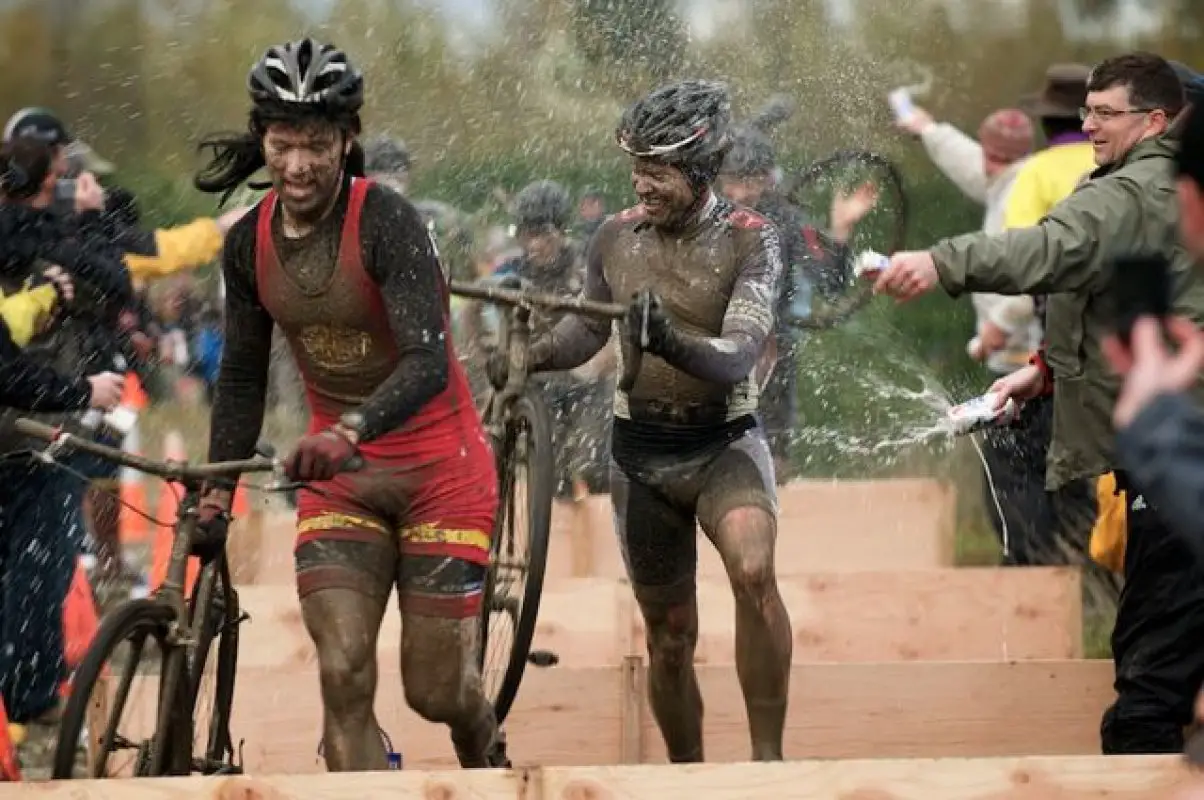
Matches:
[1176,104,1204,185]
[2,107,71,146]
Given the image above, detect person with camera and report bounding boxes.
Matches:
[0,132,132,775]
[875,52,1204,755]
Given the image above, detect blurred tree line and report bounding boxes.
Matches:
[2,0,1200,485]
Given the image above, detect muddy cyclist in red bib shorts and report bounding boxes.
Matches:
[192,38,507,770]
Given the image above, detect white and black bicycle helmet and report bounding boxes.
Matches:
[616,80,732,186]
[248,38,364,115]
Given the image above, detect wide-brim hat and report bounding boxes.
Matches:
[1019,63,1091,120]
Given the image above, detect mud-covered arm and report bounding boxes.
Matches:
[654,224,783,385]
[207,217,273,464]
[355,188,450,442]
[531,221,615,372]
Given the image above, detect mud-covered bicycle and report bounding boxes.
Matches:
[449,278,636,724]
[786,148,910,330]
[12,418,300,779]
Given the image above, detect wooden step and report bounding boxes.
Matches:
[234,567,1082,670]
[228,479,959,586]
[10,755,1195,798]
[107,659,1115,772]
[9,755,1196,798]
[547,478,958,579]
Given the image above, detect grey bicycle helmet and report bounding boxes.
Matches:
[616,80,732,166]
[248,38,363,115]
[364,135,411,174]
[721,127,776,178]
[721,95,794,178]
[513,179,571,232]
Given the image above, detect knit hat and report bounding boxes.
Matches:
[978,108,1034,164]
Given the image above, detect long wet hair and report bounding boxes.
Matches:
[194,100,366,206]
[0,136,54,202]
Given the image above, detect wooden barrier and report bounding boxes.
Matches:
[109,659,1114,772]
[228,479,958,586]
[17,755,1196,798]
[233,567,1082,670]
[546,478,958,580]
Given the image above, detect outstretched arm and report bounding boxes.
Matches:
[531,222,615,372]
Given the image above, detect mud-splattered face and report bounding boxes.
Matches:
[632,157,695,228]
[717,174,770,208]
[516,226,564,269]
[263,120,350,222]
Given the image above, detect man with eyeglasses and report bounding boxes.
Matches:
[875,51,1204,755]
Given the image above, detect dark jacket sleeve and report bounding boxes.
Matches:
[0,319,93,410]
[206,214,273,463]
[1116,391,1204,560]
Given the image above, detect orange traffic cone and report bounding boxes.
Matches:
[232,482,250,519]
[0,697,20,781]
[148,431,199,596]
[117,373,150,545]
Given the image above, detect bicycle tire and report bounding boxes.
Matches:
[785,148,909,330]
[52,598,186,779]
[186,557,240,772]
[479,389,554,724]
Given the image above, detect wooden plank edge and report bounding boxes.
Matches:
[13,756,1201,799]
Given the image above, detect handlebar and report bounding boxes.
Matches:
[449,279,626,320]
[15,418,277,487]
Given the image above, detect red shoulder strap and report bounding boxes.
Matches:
[254,191,279,303]
[337,178,390,318]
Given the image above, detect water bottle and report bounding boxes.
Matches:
[853,250,890,280]
[945,391,1020,436]
[888,87,916,123]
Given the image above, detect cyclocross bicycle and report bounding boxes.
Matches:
[14,418,292,779]
[786,148,910,330]
[449,278,632,724]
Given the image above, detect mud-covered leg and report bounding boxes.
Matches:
[708,507,791,760]
[634,583,705,762]
[295,533,397,772]
[699,430,792,761]
[398,554,507,768]
[299,586,390,770]
[612,461,705,762]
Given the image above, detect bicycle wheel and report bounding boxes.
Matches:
[479,389,554,724]
[185,557,242,774]
[785,148,909,330]
[52,598,191,778]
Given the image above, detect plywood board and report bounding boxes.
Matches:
[10,756,1197,799]
[541,755,1195,800]
[546,479,957,580]
[109,660,1114,773]
[232,567,1080,671]
[231,480,958,586]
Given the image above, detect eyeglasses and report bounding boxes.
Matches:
[1078,106,1156,122]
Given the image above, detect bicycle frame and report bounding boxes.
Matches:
[488,301,534,434]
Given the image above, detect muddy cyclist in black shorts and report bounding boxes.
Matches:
[527,79,792,762]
